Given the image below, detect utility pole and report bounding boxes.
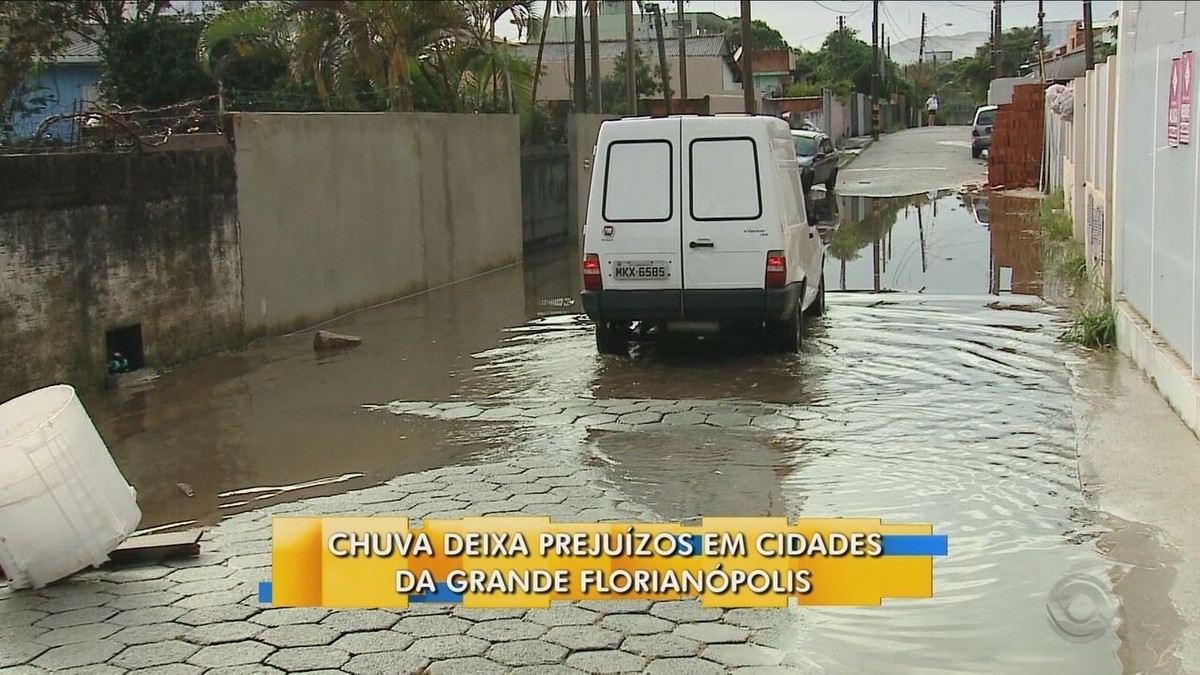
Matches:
[625,0,636,115]
[740,0,755,114]
[650,4,672,114]
[574,0,587,111]
[993,0,1002,78]
[1083,0,1095,70]
[836,15,846,83]
[918,13,926,125]
[871,0,880,139]
[590,1,601,112]
[1037,0,1045,81]
[573,0,588,110]
[677,0,688,103]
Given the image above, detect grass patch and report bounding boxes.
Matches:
[1062,305,1117,349]
[1037,189,1074,242]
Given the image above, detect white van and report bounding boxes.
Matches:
[580,115,826,355]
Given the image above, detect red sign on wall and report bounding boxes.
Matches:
[1168,57,1182,148]
[1181,51,1193,145]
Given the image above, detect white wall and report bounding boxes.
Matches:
[1112,0,1200,376]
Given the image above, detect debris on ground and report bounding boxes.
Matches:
[314,329,363,351]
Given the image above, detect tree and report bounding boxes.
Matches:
[724,18,788,53]
[594,49,660,115]
[101,17,216,107]
[0,2,82,132]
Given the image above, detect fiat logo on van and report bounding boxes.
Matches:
[602,225,615,238]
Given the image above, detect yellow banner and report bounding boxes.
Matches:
[266,516,946,609]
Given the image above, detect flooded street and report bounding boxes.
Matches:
[65,187,1173,672]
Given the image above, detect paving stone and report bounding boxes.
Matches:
[426,656,509,674]
[451,606,527,621]
[599,613,674,635]
[38,580,117,597]
[731,667,802,674]
[707,413,753,428]
[644,657,726,674]
[1,608,49,629]
[34,622,120,646]
[33,593,114,613]
[509,491,569,506]
[98,567,174,583]
[0,666,48,675]
[343,651,431,675]
[487,639,569,666]
[394,614,472,638]
[250,607,329,626]
[111,623,189,645]
[663,411,708,426]
[257,623,339,647]
[204,666,283,675]
[675,622,751,644]
[4,624,48,643]
[264,645,350,670]
[107,591,183,611]
[167,566,235,583]
[331,630,415,654]
[177,605,259,626]
[110,605,186,627]
[111,640,200,669]
[577,413,618,427]
[746,627,799,651]
[577,599,653,614]
[36,607,117,629]
[703,643,786,667]
[182,620,264,645]
[617,411,662,425]
[621,633,701,658]
[31,641,122,670]
[56,665,125,675]
[128,664,204,675]
[408,635,491,659]
[319,609,400,632]
[0,641,49,668]
[751,415,798,430]
[565,649,646,673]
[173,589,246,610]
[467,618,547,641]
[186,640,275,668]
[544,625,622,651]
[510,667,587,675]
[108,580,177,596]
[650,600,724,623]
[723,608,796,630]
[525,604,599,627]
[172,578,242,597]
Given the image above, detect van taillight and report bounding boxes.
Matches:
[583,254,603,291]
[765,251,786,288]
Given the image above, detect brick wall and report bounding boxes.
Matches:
[0,149,243,401]
[987,83,1046,189]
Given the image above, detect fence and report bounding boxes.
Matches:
[521,145,570,247]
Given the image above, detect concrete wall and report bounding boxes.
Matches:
[1111,0,1200,436]
[0,149,243,401]
[521,145,570,247]
[233,113,523,334]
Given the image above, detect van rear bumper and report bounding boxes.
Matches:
[581,284,802,323]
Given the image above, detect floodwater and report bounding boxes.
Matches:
[81,191,1170,673]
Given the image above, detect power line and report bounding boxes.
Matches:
[811,1,868,15]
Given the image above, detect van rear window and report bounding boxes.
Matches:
[689,138,762,221]
[603,140,673,222]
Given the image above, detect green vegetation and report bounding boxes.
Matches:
[1035,189,1115,350]
[789,28,914,104]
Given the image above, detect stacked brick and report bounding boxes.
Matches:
[987,83,1046,189]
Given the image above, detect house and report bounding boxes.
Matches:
[531,5,730,44]
[1030,18,1118,80]
[735,48,796,99]
[516,35,740,103]
[9,31,102,140]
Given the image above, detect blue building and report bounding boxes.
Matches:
[9,32,102,140]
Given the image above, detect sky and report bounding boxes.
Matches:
[517,1,1120,51]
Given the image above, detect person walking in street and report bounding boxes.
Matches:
[925,94,939,126]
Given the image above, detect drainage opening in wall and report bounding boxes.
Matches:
[105,324,145,373]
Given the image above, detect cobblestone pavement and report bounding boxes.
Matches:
[0,454,825,674]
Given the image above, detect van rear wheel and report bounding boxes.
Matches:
[805,274,826,317]
[595,321,630,355]
[767,302,803,353]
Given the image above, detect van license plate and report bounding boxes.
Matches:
[613,261,670,280]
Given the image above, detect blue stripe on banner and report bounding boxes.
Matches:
[257,582,272,604]
[880,535,949,556]
[408,583,464,604]
[675,533,701,557]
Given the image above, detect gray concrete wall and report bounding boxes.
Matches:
[568,113,618,255]
[233,113,523,334]
[520,145,570,247]
[0,149,243,400]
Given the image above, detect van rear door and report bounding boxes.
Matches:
[681,119,772,303]
[589,118,682,294]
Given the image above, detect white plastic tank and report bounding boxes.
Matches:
[0,384,141,589]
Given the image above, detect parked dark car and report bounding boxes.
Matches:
[792,130,838,193]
